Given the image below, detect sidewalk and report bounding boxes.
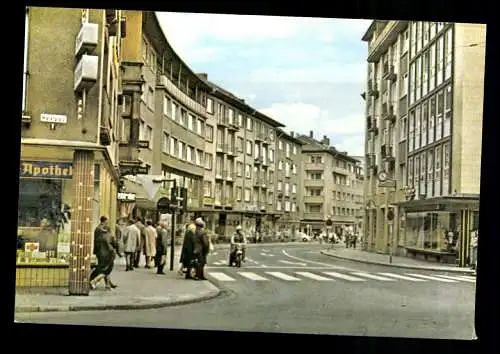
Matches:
[15,252,221,313]
[321,245,475,274]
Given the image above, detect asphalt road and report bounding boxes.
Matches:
[15,243,477,339]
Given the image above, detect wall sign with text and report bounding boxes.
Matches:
[20,161,73,179]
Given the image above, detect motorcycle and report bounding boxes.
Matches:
[230,243,244,267]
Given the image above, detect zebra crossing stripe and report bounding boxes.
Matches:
[456,275,476,281]
[239,272,269,281]
[265,272,301,281]
[378,273,427,282]
[322,271,365,282]
[209,272,236,282]
[434,275,476,283]
[295,272,334,281]
[406,273,458,283]
[350,272,396,281]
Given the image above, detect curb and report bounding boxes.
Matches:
[320,251,476,275]
[15,286,222,314]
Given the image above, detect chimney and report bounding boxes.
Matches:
[290,131,294,137]
[309,130,313,138]
[197,73,208,80]
[322,136,330,146]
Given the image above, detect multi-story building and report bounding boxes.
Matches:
[19,7,125,294]
[201,78,285,238]
[119,11,212,225]
[297,132,363,235]
[362,21,485,266]
[275,130,304,235]
[352,156,366,237]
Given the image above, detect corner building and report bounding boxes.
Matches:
[19,8,124,293]
[362,21,485,265]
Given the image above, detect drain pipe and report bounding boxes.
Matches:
[96,10,106,145]
[22,8,29,113]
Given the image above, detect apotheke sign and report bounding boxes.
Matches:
[20,161,73,179]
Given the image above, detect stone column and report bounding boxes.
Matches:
[68,150,95,296]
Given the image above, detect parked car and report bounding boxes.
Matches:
[297,232,312,242]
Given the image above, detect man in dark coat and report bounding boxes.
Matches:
[180,222,197,279]
[193,218,210,280]
[155,221,169,275]
[90,216,118,289]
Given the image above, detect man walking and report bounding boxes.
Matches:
[155,221,169,275]
[133,217,146,268]
[123,219,141,271]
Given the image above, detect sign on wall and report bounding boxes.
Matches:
[20,161,73,179]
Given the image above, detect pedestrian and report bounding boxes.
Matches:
[155,221,169,275]
[123,218,141,271]
[133,217,146,268]
[180,220,197,279]
[470,230,478,270]
[89,216,118,290]
[193,217,209,280]
[144,220,157,268]
[352,233,357,248]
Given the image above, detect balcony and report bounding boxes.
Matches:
[216,144,224,153]
[228,122,240,131]
[381,144,396,162]
[224,170,235,181]
[382,103,396,124]
[226,145,237,156]
[217,116,229,127]
[254,132,265,142]
[368,21,409,63]
[368,80,379,98]
[382,63,397,82]
[158,75,206,118]
[203,197,214,206]
[223,199,233,208]
[304,163,324,171]
[303,195,325,204]
[304,179,324,187]
[302,212,324,220]
[99,127,112,146]
[215,172,224,180]
[254,157,263,165]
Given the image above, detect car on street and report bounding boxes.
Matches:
[297,232,312,242]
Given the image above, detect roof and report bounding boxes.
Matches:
[275,129,306,146]
[393,194,480,210]
[204,80,285,128]
[361,20,378,42]
[296,134,359,163]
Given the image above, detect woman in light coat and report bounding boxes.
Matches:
[144,220,157,268]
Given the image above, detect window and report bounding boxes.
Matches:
[245,165,251,179]
[293,145,297,155]
[278,160,283,170]
[286,143,290,158]
[284,183,290,196]
[228,108,234,125]
[278,140,283,150]
[246,117,253,131]
[147,87,154,109]
[142,39,148,62]
[414,155,420,196]
[169,137,176,156]
[310,172,323,180]
[445,28,453,80]
[416,21,422,53]
[178,141,184,160]
[277,181,282,191]
[429,44,436,92]
[292,184,297,194]
[246,141,252,155]
[423,22,429,47]
[285,162,290,177]
[244,188,251,202]
[422,51,429,97]
[180,109,187,127]
[442,142,450,195]
[416,56,422,101]
[409,61,415,105]
[237,114,243,127]
[408,157,414,188]
[163,96,171,117]
[410,22,416,59]
[215,155,223,176]
[188,146,195,163]
[268,170,274,184]
[203,181,212,197]
[399,116,407,141]
[207,98,214,114]
[444,85,452,137]
[269,149,275,163]
[196,149,202,166]
[145,125,153,149]
[429,22,436,40]
[419,152,426,194]
[162,133,169,153]
[308,204,322,213]
[268,192,274,205]
[188,114,195,131]
[429,96,436,143]
[427,149,434,198]
[204,153,213,170]
[205,125,213,142]
[236,162,243,176]
[214,183,222,204]
[171,102,178,120]
[437,36,444,86]
[292,164,297,174]
[436,91,444,140]
[197,119,203,135]
[408,110,415,153]
[421,102,428,146]
[434,146,442,196]
[254,143,259,159]
[236,186,242,201]
[401,72,409,97]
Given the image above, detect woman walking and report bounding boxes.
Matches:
[89,216,118,290]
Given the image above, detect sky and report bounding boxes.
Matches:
[156,12,372,156]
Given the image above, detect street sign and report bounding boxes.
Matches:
[157,197,171,213]
[119,164,150,176]
[326,219,333,226]
[137,140,150,149]
[378,180,396,188]
[387,209,395,221]
[117,192,136,201]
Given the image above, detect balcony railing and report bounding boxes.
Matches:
[303,212,324,220]
[382,104,396,123]
[303,195,324,203]
[158,75,206,118]
[254,132,265,141]
[383,63,397,82]
[368,80,379,98]
[304,163,324,171]
[304,179,324,187]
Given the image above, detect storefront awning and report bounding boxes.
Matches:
[122,179,170,210]
[393,194,480,212]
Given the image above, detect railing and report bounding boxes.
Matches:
[304,163,324,170]
[158,75,206,118]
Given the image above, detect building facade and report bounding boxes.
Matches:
[19,7,124,293]
[297,132,363,235]
[275,130,304,235]
[362,21,485,265]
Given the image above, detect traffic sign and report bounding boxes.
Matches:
[378,180,396,188]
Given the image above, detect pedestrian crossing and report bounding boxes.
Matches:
[207,270,476,285]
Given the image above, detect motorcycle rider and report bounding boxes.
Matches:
[229,225,247,266]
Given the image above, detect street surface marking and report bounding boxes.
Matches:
[295,272,334,281]
[206,266,341,270]
[378,273,427,282]
[322,271,365,282]
[260,252,274,257]
[350,272,396,281]
[212,260,227,266]
[262,249,271,252]
[281,249,349,270]
[455,275,476,281]
[279,260,307,266]
[434,275,476,283]
[239,272,269,281]
[265,272,301,281]
[209,272,236,282]
[405,273,458,283]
